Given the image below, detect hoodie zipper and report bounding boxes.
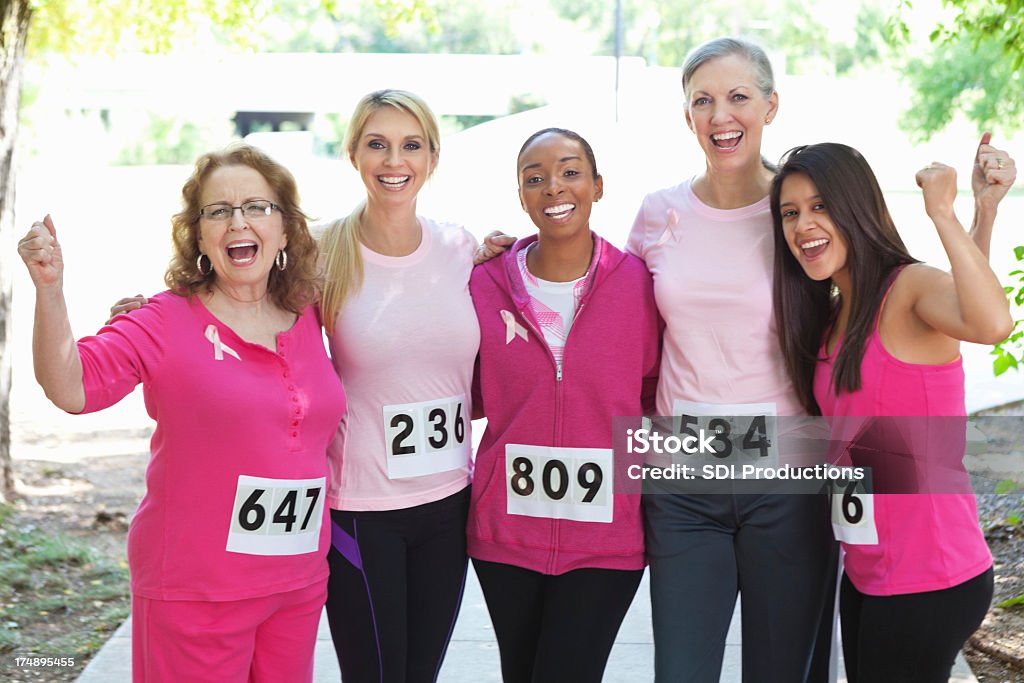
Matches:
[531,298,594,574]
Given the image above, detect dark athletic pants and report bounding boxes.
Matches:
[473,559,644,683]
[325,487,470,683]
[644,492,838,683]
[840,567,993,683]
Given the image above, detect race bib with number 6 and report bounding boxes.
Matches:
[830,481,878,545]
[226,475,325,555]
[505,444,613,523]
[383,395,471,479]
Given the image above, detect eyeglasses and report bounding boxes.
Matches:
[200,200,280,222]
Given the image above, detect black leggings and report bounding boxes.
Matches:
[325,487,470,683]
[840,567,993,683]
[472,558,643,683]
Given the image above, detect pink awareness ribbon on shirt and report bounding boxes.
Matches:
[500,310,528,344]
[204,324,241,361]
[655,208,679,246]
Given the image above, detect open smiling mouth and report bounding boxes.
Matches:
[379,175,410,189]
[800,238,830,259]
[543,203,575,221]
[227,241,258,265]
[712,131,742,149]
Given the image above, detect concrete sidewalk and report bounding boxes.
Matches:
[75,568,978,682]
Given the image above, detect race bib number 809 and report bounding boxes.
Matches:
[505,444,613,523]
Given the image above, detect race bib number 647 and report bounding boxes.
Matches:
[226,475,325,556]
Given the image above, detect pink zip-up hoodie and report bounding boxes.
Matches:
[468,233,661,574]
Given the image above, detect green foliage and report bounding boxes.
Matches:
[995,479,1020,495]
[996,593,1024,609]
[899,35,1024,142]
[114,113,233,165]
[834,3,892,75]
[548,0,885,74]
[258,0,516,54]
[26,0,267,56]
[509,93,547,115]
[992,245,1024,376]
[895,0,1024,140]
[25,0,440,56]
[931,0,1024,69]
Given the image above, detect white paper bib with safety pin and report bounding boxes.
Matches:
[505,444,613,523]
[671,399,780,467]
[382,394,471,479]
[830,481,879,545]
[226,475,326,555]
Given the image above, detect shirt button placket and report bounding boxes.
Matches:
[280,349,302,448]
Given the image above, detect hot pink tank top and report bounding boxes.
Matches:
[814,271,992,596]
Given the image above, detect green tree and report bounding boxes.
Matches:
[0,0,427,502]
[548,0,862,74]
[896,0,1024,376]
[260,0,518,54]
[896,0,1024,141]
[899,36,1023,143]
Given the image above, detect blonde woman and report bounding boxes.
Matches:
[317,90,513,682]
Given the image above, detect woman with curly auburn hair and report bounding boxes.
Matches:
[166,143,322,313]
[17,142,346,683]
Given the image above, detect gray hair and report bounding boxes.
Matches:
[681,37,775,101]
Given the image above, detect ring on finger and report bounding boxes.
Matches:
[996,157,1006,169]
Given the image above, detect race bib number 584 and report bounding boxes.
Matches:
[226,475,325,556]
[671,399,779,466]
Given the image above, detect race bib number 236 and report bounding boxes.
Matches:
[383,395,471,479]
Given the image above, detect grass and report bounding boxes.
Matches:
[0,503,130,667]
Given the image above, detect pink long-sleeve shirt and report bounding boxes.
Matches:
[78,291,346,601]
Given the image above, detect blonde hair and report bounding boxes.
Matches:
[320,89,441,334]
[166,143,319,314]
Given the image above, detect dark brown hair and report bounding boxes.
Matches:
[770,142,918,414]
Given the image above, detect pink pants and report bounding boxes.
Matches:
[131,579,326,683]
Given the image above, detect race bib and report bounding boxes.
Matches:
[226,475,325,555]
[505,444,613,523]
[671,399,779,466]
[830,480,878,545]
[383,395,471,479]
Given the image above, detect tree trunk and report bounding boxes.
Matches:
[0,0,31,504]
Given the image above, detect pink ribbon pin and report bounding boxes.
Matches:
[205,324,241,361]
[500,310,528,344]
